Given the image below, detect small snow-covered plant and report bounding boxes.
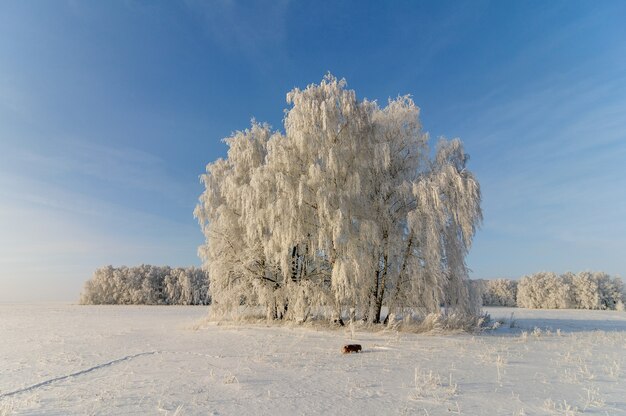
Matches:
[496,354,507,384]
[604,359,621,380]
[543,398,578,415]
[170,405,185,416]
[411,367,458,402]
[582,385,605,410]
[223,373,239,385]
[0,399,15,416]
[398,312,486,333]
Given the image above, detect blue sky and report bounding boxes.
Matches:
[1,1,625,302]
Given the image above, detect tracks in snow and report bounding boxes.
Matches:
[0,351,158,399]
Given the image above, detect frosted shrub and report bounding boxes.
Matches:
[572,271,624,310]
[195,75,482,324]
[517,272,572,309]
[482,279,518,307]
[571,272,602,310]
[80,265,210,305]
[596,273,624,310]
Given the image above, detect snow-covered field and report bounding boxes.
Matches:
[1,304,625,415]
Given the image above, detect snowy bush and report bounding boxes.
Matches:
[482,279,518,307]
[80,265,210,305]
[570,271,624,310]
[517,272,573,309]
[195,75,482,324]
[517,271,623,310]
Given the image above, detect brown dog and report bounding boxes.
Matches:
[342,344,362,354]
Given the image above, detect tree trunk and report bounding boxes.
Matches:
[374,255,388,324]
[392,235,414,307]
[365,269,379,323]
[374,237,390,324]
[291,245,299,282]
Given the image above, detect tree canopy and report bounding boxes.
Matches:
[195,75,482,323]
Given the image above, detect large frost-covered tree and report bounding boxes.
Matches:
[195,75,482,323]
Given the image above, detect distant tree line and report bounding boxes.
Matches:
[80,265,210,305]
[471,271,624,310]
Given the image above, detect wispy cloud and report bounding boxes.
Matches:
[10,140,186,200]
[444,6,626,279]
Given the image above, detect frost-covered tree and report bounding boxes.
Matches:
[194,123,281,318]
[517,272,572,309]
[195,75,482,323]
[516,271,624,310]
[80,265,210,305]
[482,279,518,307]
[570,271,624,310]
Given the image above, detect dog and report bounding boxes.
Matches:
[342,344,362,354]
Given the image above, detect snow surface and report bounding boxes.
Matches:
[1,304,625,415]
